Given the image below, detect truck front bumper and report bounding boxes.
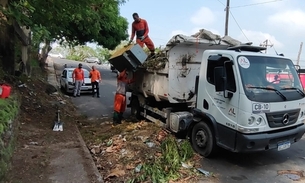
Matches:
[234,124,305,152]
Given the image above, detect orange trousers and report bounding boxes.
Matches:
[114,93,126,113]
[136,36,155,52]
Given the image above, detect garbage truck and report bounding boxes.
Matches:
[110,29,305,157]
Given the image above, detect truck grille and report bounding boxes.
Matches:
[266,109,300,128]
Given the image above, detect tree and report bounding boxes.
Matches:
[0,0,16,75]
[26,0,129,49]
[0,0,129,73]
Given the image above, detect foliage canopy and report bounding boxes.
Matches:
[3,0,129,49]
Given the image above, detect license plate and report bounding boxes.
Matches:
[252,103,270,113]
[277,141,291,151]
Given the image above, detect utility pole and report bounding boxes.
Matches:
[224,0,230,36]
[296,42,303,65]
[260,39,273,53]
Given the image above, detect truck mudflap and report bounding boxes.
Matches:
[234,124,305,152]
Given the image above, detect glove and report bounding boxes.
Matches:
[139,36,146,41]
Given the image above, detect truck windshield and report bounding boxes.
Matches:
[238,55,304,102]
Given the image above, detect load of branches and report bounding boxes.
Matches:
[141,51,168,70]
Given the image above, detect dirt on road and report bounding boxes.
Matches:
[3,72,97,183]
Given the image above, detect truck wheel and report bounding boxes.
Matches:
[130,97,142,120]
[191,122,217,158]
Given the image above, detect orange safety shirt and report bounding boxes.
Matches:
[131,19,149,40]
[89,70,101,82]
[116,70,135,95]
[73,68,84,81]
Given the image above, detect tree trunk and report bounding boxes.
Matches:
[20,26,31,76]
[39,40,51,70]
[0,0,15,75]
[0,25,15,75]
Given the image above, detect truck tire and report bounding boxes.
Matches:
[130,97,142,120]
[191,122,217,158]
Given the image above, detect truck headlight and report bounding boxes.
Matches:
[248,116,255,126]
[256,117,263,125]
[247,115,265,126]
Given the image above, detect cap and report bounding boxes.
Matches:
[78,63,82,67]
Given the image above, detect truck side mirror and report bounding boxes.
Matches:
[214,67,224,92]
[214,65,234,98]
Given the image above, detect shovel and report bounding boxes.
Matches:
[53,109,63,131]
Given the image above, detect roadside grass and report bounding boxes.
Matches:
[0,94,20,180]
[0,95,19,135]
[129,136,196,183]
[30,59,40,68]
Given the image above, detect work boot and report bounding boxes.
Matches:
[113,111,120,125]
[120,113,124,120]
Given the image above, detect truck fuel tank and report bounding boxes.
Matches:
[170,112,193,133]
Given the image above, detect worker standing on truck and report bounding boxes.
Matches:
[113,69,135,125]
[129,12,155,57]
[89,66,101,98]
[72,63,85,97]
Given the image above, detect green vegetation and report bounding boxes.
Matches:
[0,95,20,180]
[0,96,19,135]
[0,0,129,75]
[2,0,129,49]
[132,136,195,183]
[30,59,40,68]
[65,45,111,62]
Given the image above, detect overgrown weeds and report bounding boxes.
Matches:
[0,95,19,135]
[131,136,195,183]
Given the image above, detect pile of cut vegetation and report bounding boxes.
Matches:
[79,120,217,183]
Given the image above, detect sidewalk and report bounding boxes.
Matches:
[46,58,103,183]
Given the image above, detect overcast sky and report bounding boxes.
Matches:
[120,0,305,65]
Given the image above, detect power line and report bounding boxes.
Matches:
[231,0,284,9]
[228,10,250,41]
[216,0,225,6]
[217,0,247,39]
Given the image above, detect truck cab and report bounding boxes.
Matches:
[193,46,305,156]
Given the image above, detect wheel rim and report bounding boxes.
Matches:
[195,130,208,148]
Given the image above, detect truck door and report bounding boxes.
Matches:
[204,54,240,150]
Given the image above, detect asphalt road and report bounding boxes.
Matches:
[52,57,130,120]
[52,57,305,183]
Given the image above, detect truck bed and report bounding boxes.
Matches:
[129,33,241,105]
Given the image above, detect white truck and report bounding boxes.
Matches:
[125,30,305,157]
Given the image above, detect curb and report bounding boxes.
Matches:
[75,125,104,182]
[49,58,104,183]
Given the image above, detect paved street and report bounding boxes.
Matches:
[52,57,305,183]
[52,57,132,120]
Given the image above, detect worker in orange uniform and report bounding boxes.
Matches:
[72,63,85,97]
[113,69,135,125]
[129,12,155,57]
[89,65,101,98]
